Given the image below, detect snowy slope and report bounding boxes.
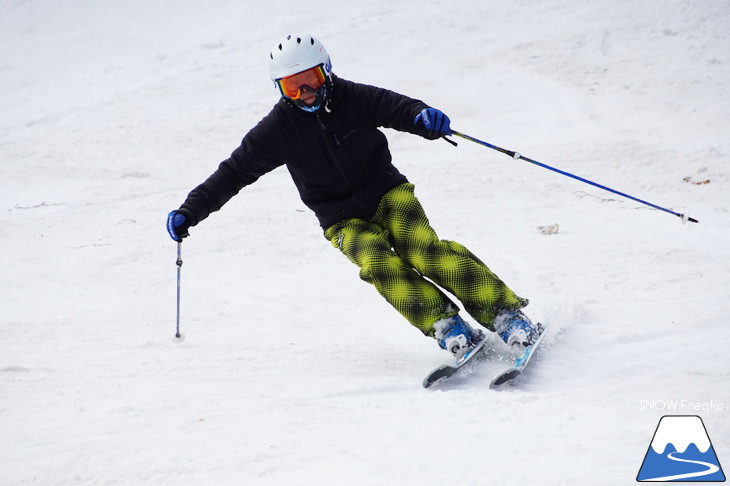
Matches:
[1,1,729,484]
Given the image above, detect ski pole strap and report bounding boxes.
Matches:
[450,130,698,224]
[441,135,458,147]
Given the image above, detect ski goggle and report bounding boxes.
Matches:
[275,64,327,100]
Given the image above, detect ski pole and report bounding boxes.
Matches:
[448,130,698,224]
[172,240,186,343]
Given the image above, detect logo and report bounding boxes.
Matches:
[637,415,725,482]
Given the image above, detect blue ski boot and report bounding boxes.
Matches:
[433,314,484,361]
[493,309,540,348]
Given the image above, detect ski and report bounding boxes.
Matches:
[422,335,492,388]
[490,323,548,387]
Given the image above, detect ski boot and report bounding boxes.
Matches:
[433,314,484,362]
[493,309,541,348]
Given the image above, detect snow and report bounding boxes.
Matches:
[1,0,729,484]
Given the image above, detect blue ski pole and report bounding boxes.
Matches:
[448,130,698,224]
[172,240,186,343]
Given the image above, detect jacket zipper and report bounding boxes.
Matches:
[315,114,369,212]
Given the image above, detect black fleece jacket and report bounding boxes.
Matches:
[179,76,436,230]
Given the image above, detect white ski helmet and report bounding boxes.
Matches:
[269,34,333,112]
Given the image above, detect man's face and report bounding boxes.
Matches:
[276,65,326,105]
[299,86,318,106]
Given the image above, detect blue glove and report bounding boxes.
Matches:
[167,210,191,241]
[415,107,451,140]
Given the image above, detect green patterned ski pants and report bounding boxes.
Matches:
[324,183,528,335]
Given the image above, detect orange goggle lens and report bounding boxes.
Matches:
[276,65,326,99]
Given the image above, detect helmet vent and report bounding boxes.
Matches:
[269,35,330,86]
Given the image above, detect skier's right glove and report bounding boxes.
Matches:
[166,209,193,241]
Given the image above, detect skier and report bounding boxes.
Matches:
[166,34,539,362]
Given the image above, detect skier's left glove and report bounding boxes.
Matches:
[166,208,193,241]
[415,107,451,140]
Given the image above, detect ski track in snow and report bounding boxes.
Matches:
[1,1,729,485]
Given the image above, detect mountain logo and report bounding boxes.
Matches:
[637,415,726,482]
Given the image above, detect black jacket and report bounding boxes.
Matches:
[180,76,436,230]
